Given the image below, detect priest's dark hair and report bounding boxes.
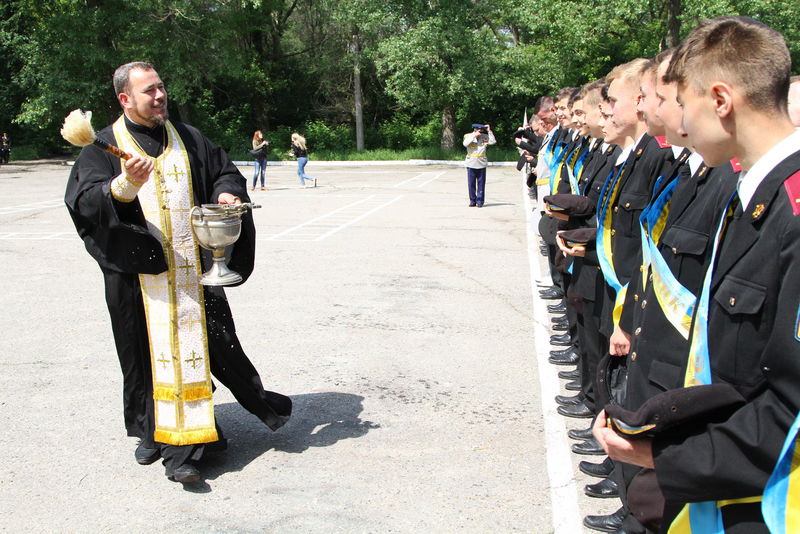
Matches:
[113,62,157,96]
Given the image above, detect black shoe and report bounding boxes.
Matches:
[548,349,579,365]
[568,426,594,440]
[550,346,577,358]
[134,441,160,465]
[584,478,619,499]
[540,288,565,300]
[584,507,625,532]
[558,367,579,379]
[551,314,568,324]
[558,402,593,418]
[572,436,606,455]
[550,333,572,346]
[476,203,483,208]
[167,462,201,483]
[548,302,567,313]
[539,245,549,255]
[580,458,614,479]
[469,202,477,207]
[565,379,581,391]
[555,394,583,406]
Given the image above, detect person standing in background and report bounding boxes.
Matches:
[463,123,496,207]
[251,130,269,191]
[0,132,11,164]
[290,133,316,188]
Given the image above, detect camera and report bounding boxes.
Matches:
[479,126,488,134]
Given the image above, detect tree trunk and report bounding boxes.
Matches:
[440,105,455,150]
[352,37,365,152]
[666,0,681,48]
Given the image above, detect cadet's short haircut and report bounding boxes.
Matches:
[654,49,675,82]
[665,16,791,112]
[639,59,656,78]
[534,96,555,114]
[568,87,583,107]
[581,79,606,108]
[113,61,156,96]
[555,87,577,103]
[606,59,651,90]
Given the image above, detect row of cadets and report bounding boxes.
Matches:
[587,16,800,534]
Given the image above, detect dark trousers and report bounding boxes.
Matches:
[467,167,486,204]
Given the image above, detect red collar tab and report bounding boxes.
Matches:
[730,158,742,173]
[655,136,671,149]
[784,169,800,216]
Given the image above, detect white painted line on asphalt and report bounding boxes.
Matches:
[413,170,446,188]
[523,185,582,534]
[0,232,76,240]
[265,194,404,242]
[0,199,63,215]
[393,172,430,188]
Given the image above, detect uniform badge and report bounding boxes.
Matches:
[730,158,743,173]
[784,170,800,216]
[752,203,766,220]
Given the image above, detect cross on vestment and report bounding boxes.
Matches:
[184,350,203,369]
[166,164,185,183]
[176,254,195,276]
[157,352,171,369]
[177,315,203,332]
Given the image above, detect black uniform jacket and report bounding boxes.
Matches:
[653,150,800,519]
[623,160,740,411]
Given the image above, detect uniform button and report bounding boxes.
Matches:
[639,265,644,272]
[635,327,641,336]
[611,229,616,236]
[649,273,653,282]
[625,202,631,208]
[762,366,770,374]
[634,294,639,302]
[729,297,736,307]
[672,247,678,254]
[631,352,637,361]
[614,206,619,213]
[641,300,647,309]
[597,266,601,270]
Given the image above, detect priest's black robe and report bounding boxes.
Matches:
[65,117,291,469]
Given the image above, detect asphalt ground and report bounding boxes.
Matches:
[0,161,616,533]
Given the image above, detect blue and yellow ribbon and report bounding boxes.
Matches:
[596,160,629,327]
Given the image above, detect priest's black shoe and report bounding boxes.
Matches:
[565,379,581,390]
[568,426,593,440]
[558,368,579,379]
[557,401,593,418]
[584,507,625,532]
[550,333,572,346]
[550,346,576,358]
[584,478,619,498]
[548,349,578,365]
[539,287,564,300]
[548,301,567,313]
[167,462,201,483]
[555,394,583,406]
[135,440,160,465]
[579,456,614,478]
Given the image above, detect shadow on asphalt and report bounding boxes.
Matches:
[189,392,378,490]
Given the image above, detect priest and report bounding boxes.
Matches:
[65,61,292,483]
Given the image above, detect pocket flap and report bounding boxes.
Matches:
[661,226,709,256]
[714,275,766,315]
[648,359,683,391]
[618,192,650,211]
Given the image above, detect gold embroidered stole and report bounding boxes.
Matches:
[113,117,218,445]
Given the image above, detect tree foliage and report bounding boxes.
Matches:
[0,0,797,156]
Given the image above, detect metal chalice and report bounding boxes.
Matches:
[190,203,260,286]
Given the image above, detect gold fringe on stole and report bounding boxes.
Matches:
[154,428,219,446]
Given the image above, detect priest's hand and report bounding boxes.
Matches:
[124,156,153,185]
[217,192,241,205]
[593,410,655,468]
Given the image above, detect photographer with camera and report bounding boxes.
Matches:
[463,123,496,207]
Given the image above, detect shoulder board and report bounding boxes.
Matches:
[655,136,671,149]
[783,169,800,216]
[730,158,742,173]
